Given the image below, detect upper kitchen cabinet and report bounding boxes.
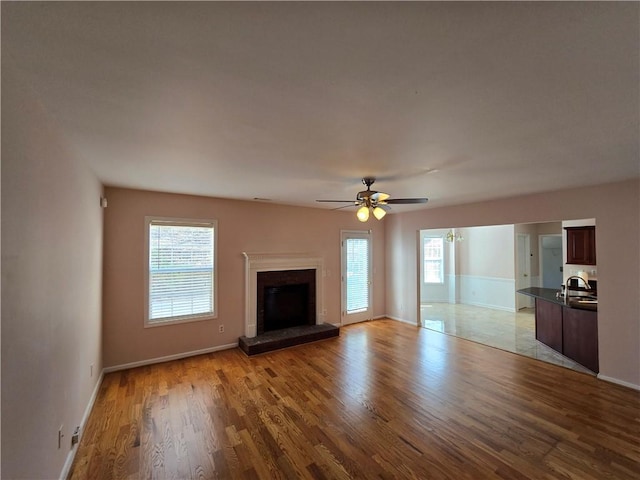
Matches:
[565,226,596,265]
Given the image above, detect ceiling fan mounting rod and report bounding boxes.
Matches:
[362,177,376,189]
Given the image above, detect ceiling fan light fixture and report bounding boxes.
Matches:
[356,205,370,222]
[373,206,387,220]
[316,177,428,220]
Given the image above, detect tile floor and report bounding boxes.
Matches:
[420,303,595,375]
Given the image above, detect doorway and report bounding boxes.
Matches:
[341,230,372,325]
[539,235,563,288]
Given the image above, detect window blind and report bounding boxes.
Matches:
[346,238,369,313]
[149,222,214,322]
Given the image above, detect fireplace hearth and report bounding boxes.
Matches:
[238,323,339,356]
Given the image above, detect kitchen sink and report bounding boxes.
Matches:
[568,295,598,301]
[568,297,598,311]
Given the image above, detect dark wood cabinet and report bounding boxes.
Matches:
[535,298,563,353]
[565,226,596,265]
[563,307,599,373]
[533,295,599,373]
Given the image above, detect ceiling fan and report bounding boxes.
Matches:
[316,177,428,222]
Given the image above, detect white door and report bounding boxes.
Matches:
[341,231,372,325]
[516,234,533,309]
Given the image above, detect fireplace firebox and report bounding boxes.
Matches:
[257,269,316,335]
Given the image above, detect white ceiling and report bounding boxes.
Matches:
[3,2,638,212]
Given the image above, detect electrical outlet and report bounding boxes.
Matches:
[71,426,80,447]
[218,324,224,333]
[58,425,64,449]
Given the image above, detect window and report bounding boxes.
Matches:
[345,237,370,314]
[424,236,444,284]
[145,217,217,327]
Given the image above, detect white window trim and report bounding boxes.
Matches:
[144,216,218,328]
[423,235,445,285]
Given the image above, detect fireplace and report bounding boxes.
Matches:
[257,269,316,334]
[242,253,325,338]
[240,253,338,355]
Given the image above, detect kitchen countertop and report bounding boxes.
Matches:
[517,287,598,312]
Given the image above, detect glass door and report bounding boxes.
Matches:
[341,231,372,325]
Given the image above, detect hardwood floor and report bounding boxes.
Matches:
[69,319,640,479]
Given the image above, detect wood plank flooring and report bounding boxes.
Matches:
[69,319,640,479]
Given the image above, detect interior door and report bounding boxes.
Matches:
[341,230,372,325]
[539,234,563,288]
[516,233,533,309]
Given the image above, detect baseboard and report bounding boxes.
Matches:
[386,315,418,326]
[103,343,239,373]
[81,370,105,432]
[59,369,105,480]
[597,374,640,391]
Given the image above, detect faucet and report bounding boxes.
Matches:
[563,275,592,302]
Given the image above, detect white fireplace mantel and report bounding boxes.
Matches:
[242,252,325,338]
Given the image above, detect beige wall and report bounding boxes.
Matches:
[1,66,104,478]
[537,221,562,235]
[386,179,640,388]
[102,187,386,368]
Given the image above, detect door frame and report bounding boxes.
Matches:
[516,233,533,309]
[340,230,373,325]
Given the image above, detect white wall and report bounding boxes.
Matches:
[1,66,104,479]
[420,226,516,311]
[457,225,515,310]
[421,223,565,310]
[386,180,640,389]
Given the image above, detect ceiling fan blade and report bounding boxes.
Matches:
[371,192,390,202]
[385,198,429,204]
[331,204,358,211]
[316,199,355,203]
